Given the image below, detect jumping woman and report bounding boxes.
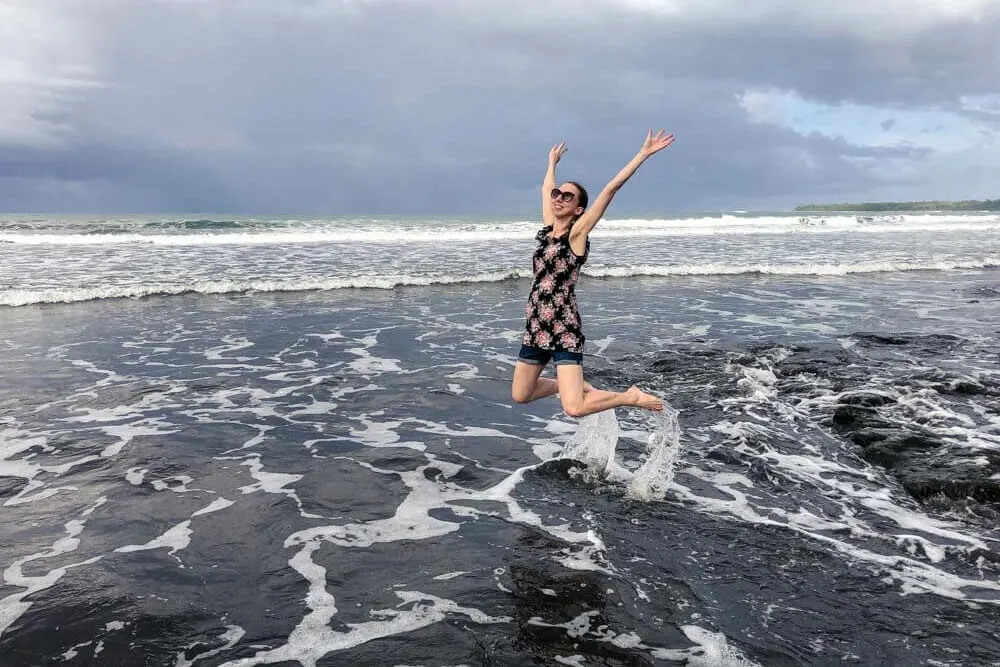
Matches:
[511,130,675,417]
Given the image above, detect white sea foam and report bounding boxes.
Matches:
[238,457,322,519]
[125,467,147,485]
[584,257,1000,278]
[216,590,509,667]
[176,625,246,667]
[2,213,997,246]
[193,498,235,517]
[61,641,93,661]
[527,612,761,666]
[0,272,530,306]
[115,497,232,561]
[5,257,999,307]
[115,521,194,558]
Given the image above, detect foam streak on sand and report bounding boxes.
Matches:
[218,589,510,667]
[0,499,105,637]
[527,612,760,667]
[219,455,537,666]
[217,429,644,667]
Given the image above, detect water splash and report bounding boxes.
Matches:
[560,410,619,478]
[559,402,682,501]
[628,406,681,501]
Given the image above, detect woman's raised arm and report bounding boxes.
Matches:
[542,142,567,227]
[571,130,674,241]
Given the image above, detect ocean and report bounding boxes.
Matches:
[1,211,999,665]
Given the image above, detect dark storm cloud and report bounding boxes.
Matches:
[2,0,998,213]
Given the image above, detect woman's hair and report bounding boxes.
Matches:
[567,181,589,220]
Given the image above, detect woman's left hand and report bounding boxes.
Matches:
[639,129,675,157]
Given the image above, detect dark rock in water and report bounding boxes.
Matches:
[903,476,1000,504]
[851,332,965,357]
[951,381,986,396]
[838,391,897,407]
[849,428,890,447]
[705,446,746,466]
[529,458,588,480]
[856,432,942,469]
[853,333,912,346]
[831,397,1000,504]
[775,337,1000,511]
[966,285,1000,298]
[0,478,23,499]
[748,458,787,491]
[831,405,890,429]
[966,546,1000,565]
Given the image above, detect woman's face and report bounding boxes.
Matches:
[551,182,584,219]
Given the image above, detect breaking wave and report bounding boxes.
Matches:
[5,258,999,306]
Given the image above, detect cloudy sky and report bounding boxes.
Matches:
[1,0,998,214]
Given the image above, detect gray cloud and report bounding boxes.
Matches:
[1,0,998,213]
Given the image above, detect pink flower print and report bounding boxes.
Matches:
[539,305,556,322]
[553,321,566,335]
[560,333,578,349]
[565,311,579,327]
[534,258,543,273]
[544,245,559,260]
[537,331,552,347]
[529,318,540,332]
[539,276,555,293]
[554,258,568,274]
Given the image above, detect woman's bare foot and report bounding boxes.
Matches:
[625,386,664,412]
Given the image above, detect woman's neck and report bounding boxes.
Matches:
[551,214,574,232]
[550,219,572,237]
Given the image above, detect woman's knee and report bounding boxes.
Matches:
[560,397,586,418]
[512,384,533,404]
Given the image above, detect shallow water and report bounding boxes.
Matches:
[2,270,999,665]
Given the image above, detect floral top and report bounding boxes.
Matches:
[522,223,590,352]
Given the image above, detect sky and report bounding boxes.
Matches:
[1,0,998,214]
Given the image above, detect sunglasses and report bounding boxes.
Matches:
[550,188,578,203]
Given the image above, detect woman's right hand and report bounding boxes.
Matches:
[549,142,567,165]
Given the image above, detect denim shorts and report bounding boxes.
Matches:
[517,344,583,366]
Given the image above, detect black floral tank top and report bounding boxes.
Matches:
[522,223,590,352]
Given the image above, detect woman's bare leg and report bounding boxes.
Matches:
[556,364,663,417]
[512,361,560,404]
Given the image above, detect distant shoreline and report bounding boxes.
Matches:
[795,199,1000,212]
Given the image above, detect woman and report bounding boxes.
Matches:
[511,130,675,417]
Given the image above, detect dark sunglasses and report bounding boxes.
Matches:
[550,188,578,202]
